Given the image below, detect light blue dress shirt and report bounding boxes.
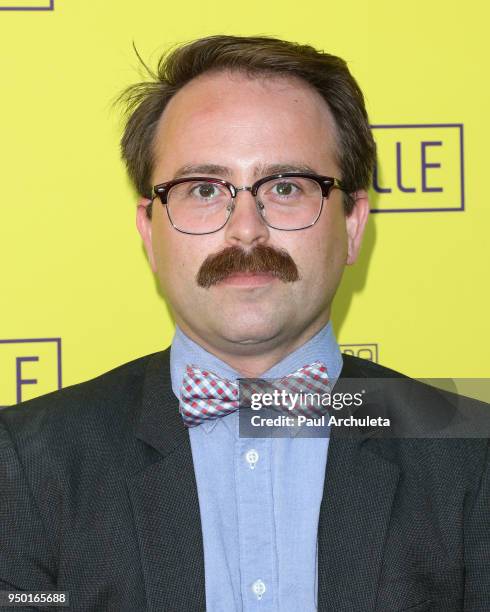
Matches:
[170,322,343,611]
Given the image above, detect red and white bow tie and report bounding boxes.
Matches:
[180,361,330,428]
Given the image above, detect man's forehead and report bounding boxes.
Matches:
[151,69,340,181]
[157,69,337,132]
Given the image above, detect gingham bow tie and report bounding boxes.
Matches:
[180,361,330,428]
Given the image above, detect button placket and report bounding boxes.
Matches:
[236,437,276,609]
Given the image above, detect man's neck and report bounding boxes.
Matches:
[175,312,331,377]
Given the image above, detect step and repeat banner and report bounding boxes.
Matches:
[1,0,488,405]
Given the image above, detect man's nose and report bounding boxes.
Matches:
[223,189,270,247]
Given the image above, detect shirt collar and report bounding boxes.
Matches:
[170,321,343,433]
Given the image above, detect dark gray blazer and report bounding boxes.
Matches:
[0,350,489,611]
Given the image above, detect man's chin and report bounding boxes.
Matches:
[212,321,287,350]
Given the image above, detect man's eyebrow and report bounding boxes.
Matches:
[172,162,319,181]
[257,163,318,176]
[173,164,232,179]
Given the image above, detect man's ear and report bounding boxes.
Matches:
[136,197,157,272]
[345,190,370,265]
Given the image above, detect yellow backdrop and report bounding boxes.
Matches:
[1,0,489,405]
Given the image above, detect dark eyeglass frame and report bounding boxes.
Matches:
[151,172,347,235]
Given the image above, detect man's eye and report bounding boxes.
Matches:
[271,182,300,197]
[191,183,220,199]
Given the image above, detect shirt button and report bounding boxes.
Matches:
[245,449,259,469]
[252,579,266,600]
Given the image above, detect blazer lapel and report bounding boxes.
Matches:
[317,357,401,611]
[126,351,205,611]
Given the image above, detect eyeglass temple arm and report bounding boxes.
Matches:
[329,178,357,207]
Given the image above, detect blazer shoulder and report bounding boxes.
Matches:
[0,349,170,446]
[341,354,490,474]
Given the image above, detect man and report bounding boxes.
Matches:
[0,35,488,612]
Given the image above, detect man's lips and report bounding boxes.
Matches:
[217,271,277,287]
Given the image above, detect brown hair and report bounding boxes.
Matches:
[118,35,375,216]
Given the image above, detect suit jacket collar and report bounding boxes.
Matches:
[129,349,400,611]
[133,348,383,455]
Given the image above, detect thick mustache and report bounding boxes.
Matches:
[196,244,300,288]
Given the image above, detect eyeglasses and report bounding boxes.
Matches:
[151,172,345,235]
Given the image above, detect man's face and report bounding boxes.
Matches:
[137,70,368,359]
